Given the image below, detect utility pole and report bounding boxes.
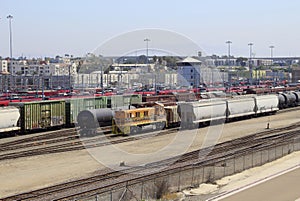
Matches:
[248,43,254,85]
[144,38,152,91]
[42,74,45,100]
[7,15,13,92]
[226,41,232,92]
[269,45,275,85]
[7,15,13,59]
[68,64,72,93]
[269,45,275,59]
[100,64,104,95]
[144,38,150,66]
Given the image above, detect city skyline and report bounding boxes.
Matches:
[0,0,300,58]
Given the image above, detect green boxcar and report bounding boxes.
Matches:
[65,94,141,126]
[10,100,66,131]
[128,94,142,105]
[109,95,124,109]
[108,94,142,109]
[66,96,108,124]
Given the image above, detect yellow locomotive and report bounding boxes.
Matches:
[112,105,167,135]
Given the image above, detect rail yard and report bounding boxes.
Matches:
[0,87,300,201]
[1,1,300,200]
[0,104,299,200]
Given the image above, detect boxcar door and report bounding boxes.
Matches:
[40,103,51,128]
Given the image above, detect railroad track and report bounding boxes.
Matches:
[47,130,300,201]
[0,128,77,148]
[0,106,300,161]
[0,126,112,153]
[0,126,179,161]
[0,125,112,149]
[3,124,300,201]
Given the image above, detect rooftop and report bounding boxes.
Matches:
[177,57,202,65]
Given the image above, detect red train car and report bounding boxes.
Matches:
[0,100,9,106]
[175,92,199,101]
[142,94,177,102]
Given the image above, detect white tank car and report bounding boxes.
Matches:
[0,106,20,132]
[178,99,227,128]
[255,94,279,114]
[226,95,256,119]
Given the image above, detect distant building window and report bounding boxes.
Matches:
[191,76,193,79]
[191,69,193,73]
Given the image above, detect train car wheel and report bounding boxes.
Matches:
[130,126,138,134]
[188,123,199,129]
[157,122,165,130]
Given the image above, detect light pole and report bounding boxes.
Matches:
[144,38,156,94]
[269,45,275,85]
[42,74,45,100]
[100,64,104,95]
[226,41,232,91]
[7,15,13,92]
[226,41,232,66]
[144,38,150,65]
[144,38,151,91]
[248,43,254,85]
[269,45,274,59]
[7,15,13,58]
[68,64,72,93]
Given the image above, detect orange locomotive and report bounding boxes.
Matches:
[112,105,167,135]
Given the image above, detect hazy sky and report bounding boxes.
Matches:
[0,0,299,58]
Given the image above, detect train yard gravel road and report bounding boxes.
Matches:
[0,109,300,198]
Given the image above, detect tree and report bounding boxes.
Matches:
[76,60,83,73]
[137,55,148,64]
[162,56,179,68]
[236,66,247,71]
[210,54,219,59]
[236,57,248,67]
[158,57,164,65]
[152,55,157,63]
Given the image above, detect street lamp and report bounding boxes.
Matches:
[226,41,232,91]
[68,64,72,93]
[248,43,254,85]
[269,45,275,85]
[7,15,13,58]
[144,38,150,65]
[226,41,232,66]
[7,15,13,92]
[42,74,45,100]
[144,38,156,94]
[100,64,104,95]
[269,45,275,59]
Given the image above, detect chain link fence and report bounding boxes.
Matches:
[77,137,300,201]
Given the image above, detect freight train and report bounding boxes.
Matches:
[0,94,142,137]
[178,95,279,129]
[78,92,300,135]
[2,90,300,137]
[0,106,20,133]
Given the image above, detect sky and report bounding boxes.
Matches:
[0,0,300,58]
